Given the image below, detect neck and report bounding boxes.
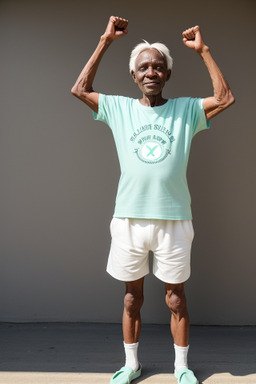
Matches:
[139,94,167,107]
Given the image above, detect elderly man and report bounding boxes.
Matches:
[72,16,234,384]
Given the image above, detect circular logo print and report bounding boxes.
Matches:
[141,141,162,161]
[134,138,172,164]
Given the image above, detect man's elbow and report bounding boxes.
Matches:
[226,89,235,108]
[71,85,86,101]
[71,85,80,97]
[71,84,93,101]
[71,79,85,97]
[217,89,235,111]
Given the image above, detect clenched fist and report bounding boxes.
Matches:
[182,26,208,53]
[102,16,128,43]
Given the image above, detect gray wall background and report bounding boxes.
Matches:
[0,0,255,325]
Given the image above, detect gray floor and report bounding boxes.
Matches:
[0,323,255,383]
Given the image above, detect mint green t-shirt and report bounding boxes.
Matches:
[93,94,210,220]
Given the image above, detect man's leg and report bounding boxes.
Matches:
[165,282,189,347]
[165,282,198,383]
[122,277,144,372]
[165,282,190,373]
[123,277,144,343]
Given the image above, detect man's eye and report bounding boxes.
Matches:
[156,66,163,71]
[139,67,146,72]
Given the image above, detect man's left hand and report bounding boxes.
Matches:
[182,26,207,53]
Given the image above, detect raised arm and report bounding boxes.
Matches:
[182,26,235,120]
[71,16,128,113]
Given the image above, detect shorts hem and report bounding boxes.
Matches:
[153,271,191,284]
[107,268,149,282]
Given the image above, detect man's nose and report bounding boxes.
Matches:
[146,66,156,77]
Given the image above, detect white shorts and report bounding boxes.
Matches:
[107,218,194,284]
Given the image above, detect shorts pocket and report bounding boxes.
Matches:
[186,220,195,241]
[110,217,125,237]
[179,220,194,243]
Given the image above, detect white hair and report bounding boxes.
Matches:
[129,40,173,74]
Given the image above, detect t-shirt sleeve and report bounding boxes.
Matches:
[92,93,117,127]
[190,98,210,137]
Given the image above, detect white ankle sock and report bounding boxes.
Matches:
[124,341,139,372]
[174,344,189,372]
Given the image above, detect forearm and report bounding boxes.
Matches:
[71,35,111,97]
[199,46,235,119]
[71,16,128,112]
[182,26,235,120]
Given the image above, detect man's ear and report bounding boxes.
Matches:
[166,69,171,81]
[131,71,137,83]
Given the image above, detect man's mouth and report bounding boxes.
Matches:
[144,82,159,86]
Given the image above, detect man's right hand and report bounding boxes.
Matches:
[102,16,128,43]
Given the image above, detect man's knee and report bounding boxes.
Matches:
[124,291,144,317]
[165,284,187,315]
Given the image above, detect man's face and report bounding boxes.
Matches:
[132,49,171,96]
